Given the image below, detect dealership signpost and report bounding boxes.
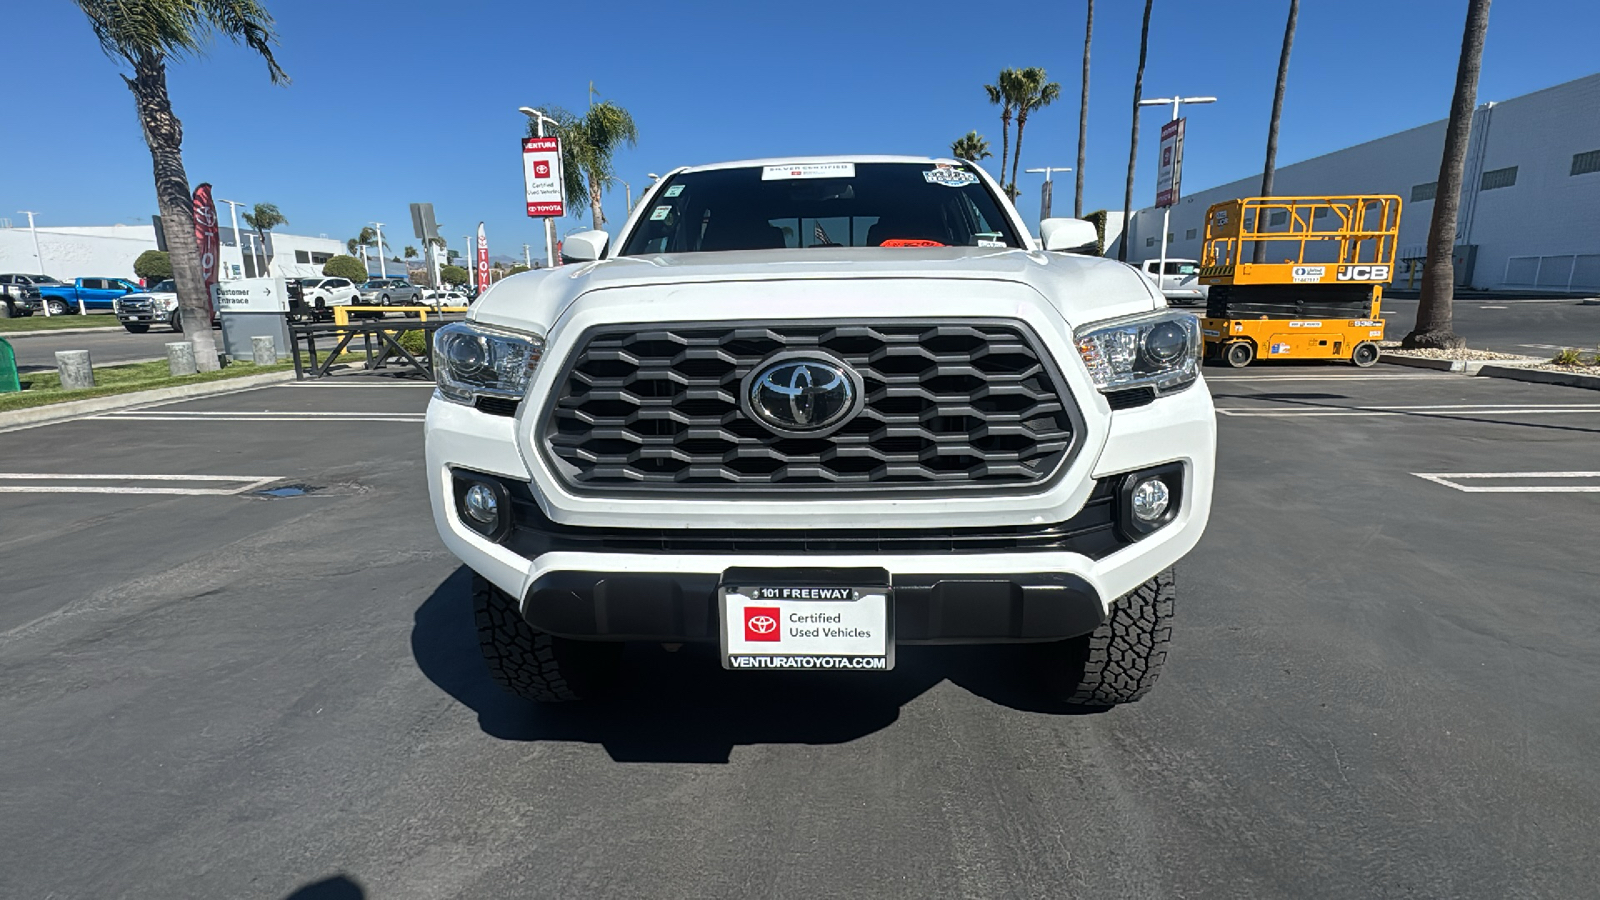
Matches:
[476,223,489,293]
[1140,95,1215,286]
[519,107,566,268]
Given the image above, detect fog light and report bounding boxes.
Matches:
[1131,477,1171,522]
[464,483,499,524]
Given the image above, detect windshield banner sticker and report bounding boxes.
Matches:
[664,184,685,197]
[649,205,672,221]
[761,163,857,180]
[923,167,979,188]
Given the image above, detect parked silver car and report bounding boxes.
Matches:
[1139,258,1209,307]
[359,278,423,307]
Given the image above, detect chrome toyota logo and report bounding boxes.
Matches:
[740,353,864,438]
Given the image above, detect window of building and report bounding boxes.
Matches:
[295,250,311,263]
[1268,210,1287,226]
[311,252,332,264]
[1146,236,1155,247]
[1411,182,1437,202]
[1167,233,1175,243]
[1572,150,1600,176]
[1185,228,1197,240]
[1480,166,1517,191]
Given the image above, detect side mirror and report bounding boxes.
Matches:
[562,230,609,263]
[1039,218,1099,253]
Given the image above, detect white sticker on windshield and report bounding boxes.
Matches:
[649,205,672,221]
[924,167,979,188]
[761,163,856,180]
[976,239,1005,248]
[664,185,685,197]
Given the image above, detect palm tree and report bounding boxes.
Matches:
[1253,0,1299,264]
[985,70,1020,190]
[1075,0,1094,218]
[950,131,993,162]
[240,201,286,273]
[1405,0,1491,350]
[404,246,418,260]
[1119,0,1154,262]
[1009,67,1062,197]
[577,99,638,229]
[69,1,286,371]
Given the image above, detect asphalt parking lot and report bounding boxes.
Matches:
[2,364,1598,898]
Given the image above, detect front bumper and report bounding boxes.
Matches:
[427,375,1215,644]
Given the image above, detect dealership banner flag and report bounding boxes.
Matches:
[477,222,490,291]
[192,183,221,313]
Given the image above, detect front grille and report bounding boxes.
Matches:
[507,479,1127,558]
[122,299,153,313]
[540,320,1080,493]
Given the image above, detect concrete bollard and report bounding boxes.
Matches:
[251,335,277,367]
[56,350,95,390]
[167,341,197,377]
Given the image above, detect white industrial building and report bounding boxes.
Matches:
[1111,72,1600,293]
[0,220,344,284]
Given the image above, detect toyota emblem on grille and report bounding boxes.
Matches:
[740,353,865,438]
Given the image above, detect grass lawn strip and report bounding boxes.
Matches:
[0,315,123,334]
[0,359,292,413]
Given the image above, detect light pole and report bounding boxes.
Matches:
[1137,95,1216,283]
[523,243,532,269]
[518,106,560,268]
[218,198,248,278]
[1024,167,1073,224]
[17,211,47,315]
[616,178,632,213]
[464,235,473,292]
[371,222,386,278]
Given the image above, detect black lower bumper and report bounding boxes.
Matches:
[521,569,1104,645]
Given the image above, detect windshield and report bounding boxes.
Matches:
[620,161,1022,256]
[27,275,63,284]
[151,280,176,293]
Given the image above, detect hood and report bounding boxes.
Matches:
[120,291,176,301]
[470,247,1161,334]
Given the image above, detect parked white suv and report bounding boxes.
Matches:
[299,277,361,311]
[425,156,1215,706]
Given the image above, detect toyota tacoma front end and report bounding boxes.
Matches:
[425,156,1215,706]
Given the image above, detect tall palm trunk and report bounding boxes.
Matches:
[127,53,219,370]
[1011,111,1030,195]
[1405,0,1490,350]
[589,174,606,229]
[1253,0,1299,264]
[1075,0,1094,218]
[998,107,1013,193]
[1119,0,1153,262]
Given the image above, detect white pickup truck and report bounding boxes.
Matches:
[1140,258,1209,307]
[424,156,1215,707]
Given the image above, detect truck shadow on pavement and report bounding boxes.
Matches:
[411,567,1092,763]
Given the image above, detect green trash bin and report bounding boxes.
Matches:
[0,338,18,393]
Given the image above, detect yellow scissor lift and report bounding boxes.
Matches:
[1198,194,1401,367]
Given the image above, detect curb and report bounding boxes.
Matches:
[1379,353,1545,376]
[1580,298,1600,306]
[1476,364,1600,391]
[0,370,295,431]
[0,325,125,339]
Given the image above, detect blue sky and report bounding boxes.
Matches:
[3,0,1596,261]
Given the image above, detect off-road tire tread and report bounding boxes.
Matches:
[472,574,619,702]
[1060,568,1175,707]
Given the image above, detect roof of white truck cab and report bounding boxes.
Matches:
[675,154,966,173]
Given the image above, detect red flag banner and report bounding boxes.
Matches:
[476,222,490,292]
[192,183,221,313]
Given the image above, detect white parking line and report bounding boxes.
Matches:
[1218,403,1600,417]
[284,382,436,388]
[1206,374,1446,382]
[93,410,425,423]
[1414,471,1600,493]
[0,473,280,495]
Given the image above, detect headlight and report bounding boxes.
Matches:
[1074,310,1200,396]
[433,321,544,405]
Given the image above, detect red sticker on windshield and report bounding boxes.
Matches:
[878,239,946,248]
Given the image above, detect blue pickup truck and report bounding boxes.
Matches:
[36,276,143,316]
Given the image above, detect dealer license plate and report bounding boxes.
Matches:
[719,583,893,671]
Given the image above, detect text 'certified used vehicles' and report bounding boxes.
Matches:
[425,156,1215,707]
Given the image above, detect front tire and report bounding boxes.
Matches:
[473,575,623,702]
[1037,568,1174,708]
[123,322,150,334]
[45,298,70,316]
[1351,341,1379,367]
[169,311,183,333]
